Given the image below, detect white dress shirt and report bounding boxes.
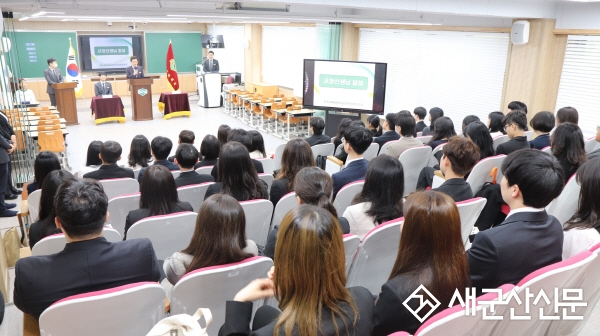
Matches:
[505,206,544,220]
[14,89,37,104]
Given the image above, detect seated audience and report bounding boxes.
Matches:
[367,114,383,137]
[304,117,331,146]
[465,121,495,160]
[24,151,61,196]
[271,139,315,206]
[562,158,600,259]
[137,136,179,183]
[468,149,564,294]
[373,113,400,149]
[350,120,365,127]
[210,129,264,180]
[14,78,37,104]
[556,106,579,126]
[332,117,352,153]
[205,142,268,201]
[343,155,404,240]
[28,170,75,247]
[332,126,372,197]
[174,144,214,188]
[128,134,152,170]
[373,191,469,336]
[222,205,374,336]
[427,116,457,150]
[163,194,258,285]
[421,107,443,136]
[14,179,160,319]
[461,115,480,134]
[529,111,555,150]
[488,111,506,137]
[551,122,587,179]
[168,130,195,162]
[434,137,480,201]
[83,141,134,180]
[218,124,232,148]
[125,165,193,238]
[589,125,600,160]
[413,106,428,133]
[194,134,220,169]
[496,110,530,155]
[248,130,267,159]
[77,140,102,178]
[386,111,423,158]
[508,100,528,114]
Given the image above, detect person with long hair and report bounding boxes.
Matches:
[332,117,352,150]
[367,114,383,137]
[163,194,258,284]
[529,111,555,150]
[223,205,374,336]
[77,140,102,177]
[372,190,470,336]
[204,141,268,201]
[461,115,480,134]
[552,123,587,179]
[488,111,506,137]
[563,158,600,259]
[248,130,267,159]
[124,165,193,238]
[421,107,443,136]
[343,155,404,240]
[210,129,265,179]
[195,134,220,169]
[28,170,75,247]
[24,151,61,196]
[271,139,315,206]
[128,135,152,169]
[556,106,579,126]
[218,124,232,148]
[465,121,495,160]
[427,116,457,150]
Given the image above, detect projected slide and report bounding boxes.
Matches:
[89,37,133,70]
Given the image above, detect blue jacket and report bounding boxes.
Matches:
[529,133,550,150]
[332,159,368,197]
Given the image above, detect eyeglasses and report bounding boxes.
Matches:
[503,124,514,131]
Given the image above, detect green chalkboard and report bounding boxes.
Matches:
[10,32,78,79]
[145,32,203,74]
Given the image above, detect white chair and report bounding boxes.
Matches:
[525,130,534,140]
[492,135,509,151]
[546,173,580,225]
[456,198,487,247]
[239,199,274,247]
[270,192,297,231]
[132,168,141,180]
[39,282,166,336]
[311,143,335,161]
[333,143,344,156]
[428,143,446,167]
[32,229,122,256]
[346,217,403,294]
[256,158,275,175]
[432,174,445,188]
[107,193,141,237]
[362,142,380,161]
[325,156,343,176]
[541,146,552,154]
[416,135,432,144]
[399,146,432,196]
[273,143,286,171]
[333,180,364,216]
[99,178,139,200]
[465,155,506,195]
[343,234,360,274]
[126,212,197,260]
[28,189,42,222]
[378,140,399,156]
[584,136,600,154]
[171,256,273,336]
[195,165,213,175]
[177,182,214,212]
[258,173,274,195]
[171,170,181,179]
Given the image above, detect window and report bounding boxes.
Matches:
[207,25,245,80]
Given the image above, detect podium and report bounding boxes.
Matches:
[197,73,221,107]
[128,78,154,121]
[51,82,78,125]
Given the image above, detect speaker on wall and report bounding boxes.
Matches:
[511,20,530,45]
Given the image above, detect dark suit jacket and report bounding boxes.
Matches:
[468,211,563,294]
[221,286,374,336]
[125,66,145,79]
[124,202,193,239]
[529,133,550,150]
[202,59,220,73]
[0,114,13,165]
[495,136,530,155]
[43,68,64,94]
[269,178,290,206]
[83,163,134,180]
[14,237,160,319]
[435,178,473,202]
[194,158,218,169]
[210,159,264,180]
[374,131,400,149]
[428,139,448,150]
[421,126,434,136]
[204,181,269,202]
[589,148,600,160]
[94,81,113,96]
[175,171,214,188]
[138,160,180,183]
[332,159,368,197]
[415,121,427,133]
[305,134,331,147]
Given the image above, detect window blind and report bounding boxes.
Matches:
[358,29,509,133]
[556,35,600,138]
[207,25,245,80]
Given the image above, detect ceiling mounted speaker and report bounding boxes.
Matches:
[511,20,530,45]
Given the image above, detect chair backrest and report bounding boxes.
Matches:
[171,257,273,336]
[256,157,275,175]
[428,143,446,167]
[465,155,506,195]
[177,182,214,213]
[32,229,122,256]
[132,168,141,180]
[258,173,274,195]
[38,119,60,126]
[343,234,360,274]
[38,131,64,153]
[39,282,165,336]
[334,143,343,156]
[126,212,197,260]
[28,189,42,222]
[171,170,181,179]
[346,218,403,294]
[399,146,433,196]
[541,146,551,154]
[584,137,600,154]
[546,173,580,225]
[492,135,509,151]
[525,130,534,140]
[456,198,487,247]
[378,140,399,156]
[333,180,364,216]
[311,143,335,160]
[362,142,380,161]
[239,199,274,246]
[273,143,286,171]
[37,124,61,131]
[107,193,141,237]
[195,165,213,175]
[100,178,140,200]
[416,135,433,144]
[270,192,297,231]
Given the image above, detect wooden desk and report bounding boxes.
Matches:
[247,82,278,97]
[272,108,314,140]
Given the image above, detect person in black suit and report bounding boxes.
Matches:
[210,129,263,180]
[168,130,195,162]
[413,106,428,133]
[0,119,15,216]
[304,117,331,147]
[433,137,479,202]
[373,113,400,150]
[94,72,113,96]
[221,205,373,336]
[202,50,220,73]
[270,139,315,206]
[496,110,530,155]
[0,111,20,199]
[194,134,219,169]
[332,126,372,198]
[13,179,160,319]
[43,58,63,106]
[125,165,193,238]
[468,150,565,295]
[125,56,144,79]
[528,111,554,150]
[174,144,214,188]
[138,136,179,183]
[83,141,134,180]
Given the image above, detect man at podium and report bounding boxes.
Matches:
[43,58,63,106]
[126,56,144,78]
[202,51,220,73]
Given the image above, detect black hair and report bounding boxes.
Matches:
[217,142,267,201]
[128,135,152,167]
[530,111,555,133]
[99,141,122,164]
[465,121,495,160]
[34,151,61,187]
[47,58,56,65]
[98,72,107,77]
[428,107,444,131]
[343,125,373,155]
[38,170,76,240]
[248,130,267,158]
[508,101,528,113]
[227,129,253,152]
[385,113,397,129]
[367,115,382,137]
[501,149,564,208]
[55,179,108,238]
[488,111,506,134]
[140,165,180,215]
[556,106,579,125]
[564,158,600,231]
[175,144,199,169]
[333,118,352,148]
[462,115,480,133]
[414,107,427,120]
[310,117,326,135]
[130,56,138,62]
[200,134,220,160]
[178,130,195,144]
[208,50,214,55]
[429,117,457,143]
[396,112,416,137]
[151,136,173,161]
[350,120,365,127]
[552,123,587,171]
[218,124,232,148]
[85,141,103,166]
[502,110,527,130]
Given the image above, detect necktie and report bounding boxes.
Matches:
[210,60,213,70]
[103,83,105,93]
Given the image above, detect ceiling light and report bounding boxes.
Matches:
[61,19,72,22]
[168,14,252,19]
[31,11,65,17]
[18,17,29,21]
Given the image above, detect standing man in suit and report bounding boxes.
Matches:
[43,58,63,107]
[202,51,220,73]
[125,56,144,79]
[94,72,113,96]
[83,141,134,180]
[373,113,400,151]
[174,144,214,188]
[332,126,372,198]
[468,149,564,295]
[13,179,161,319]
[0,111,20,200]
[0,114,16,216]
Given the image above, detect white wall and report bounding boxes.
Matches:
[555,3,600,29]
